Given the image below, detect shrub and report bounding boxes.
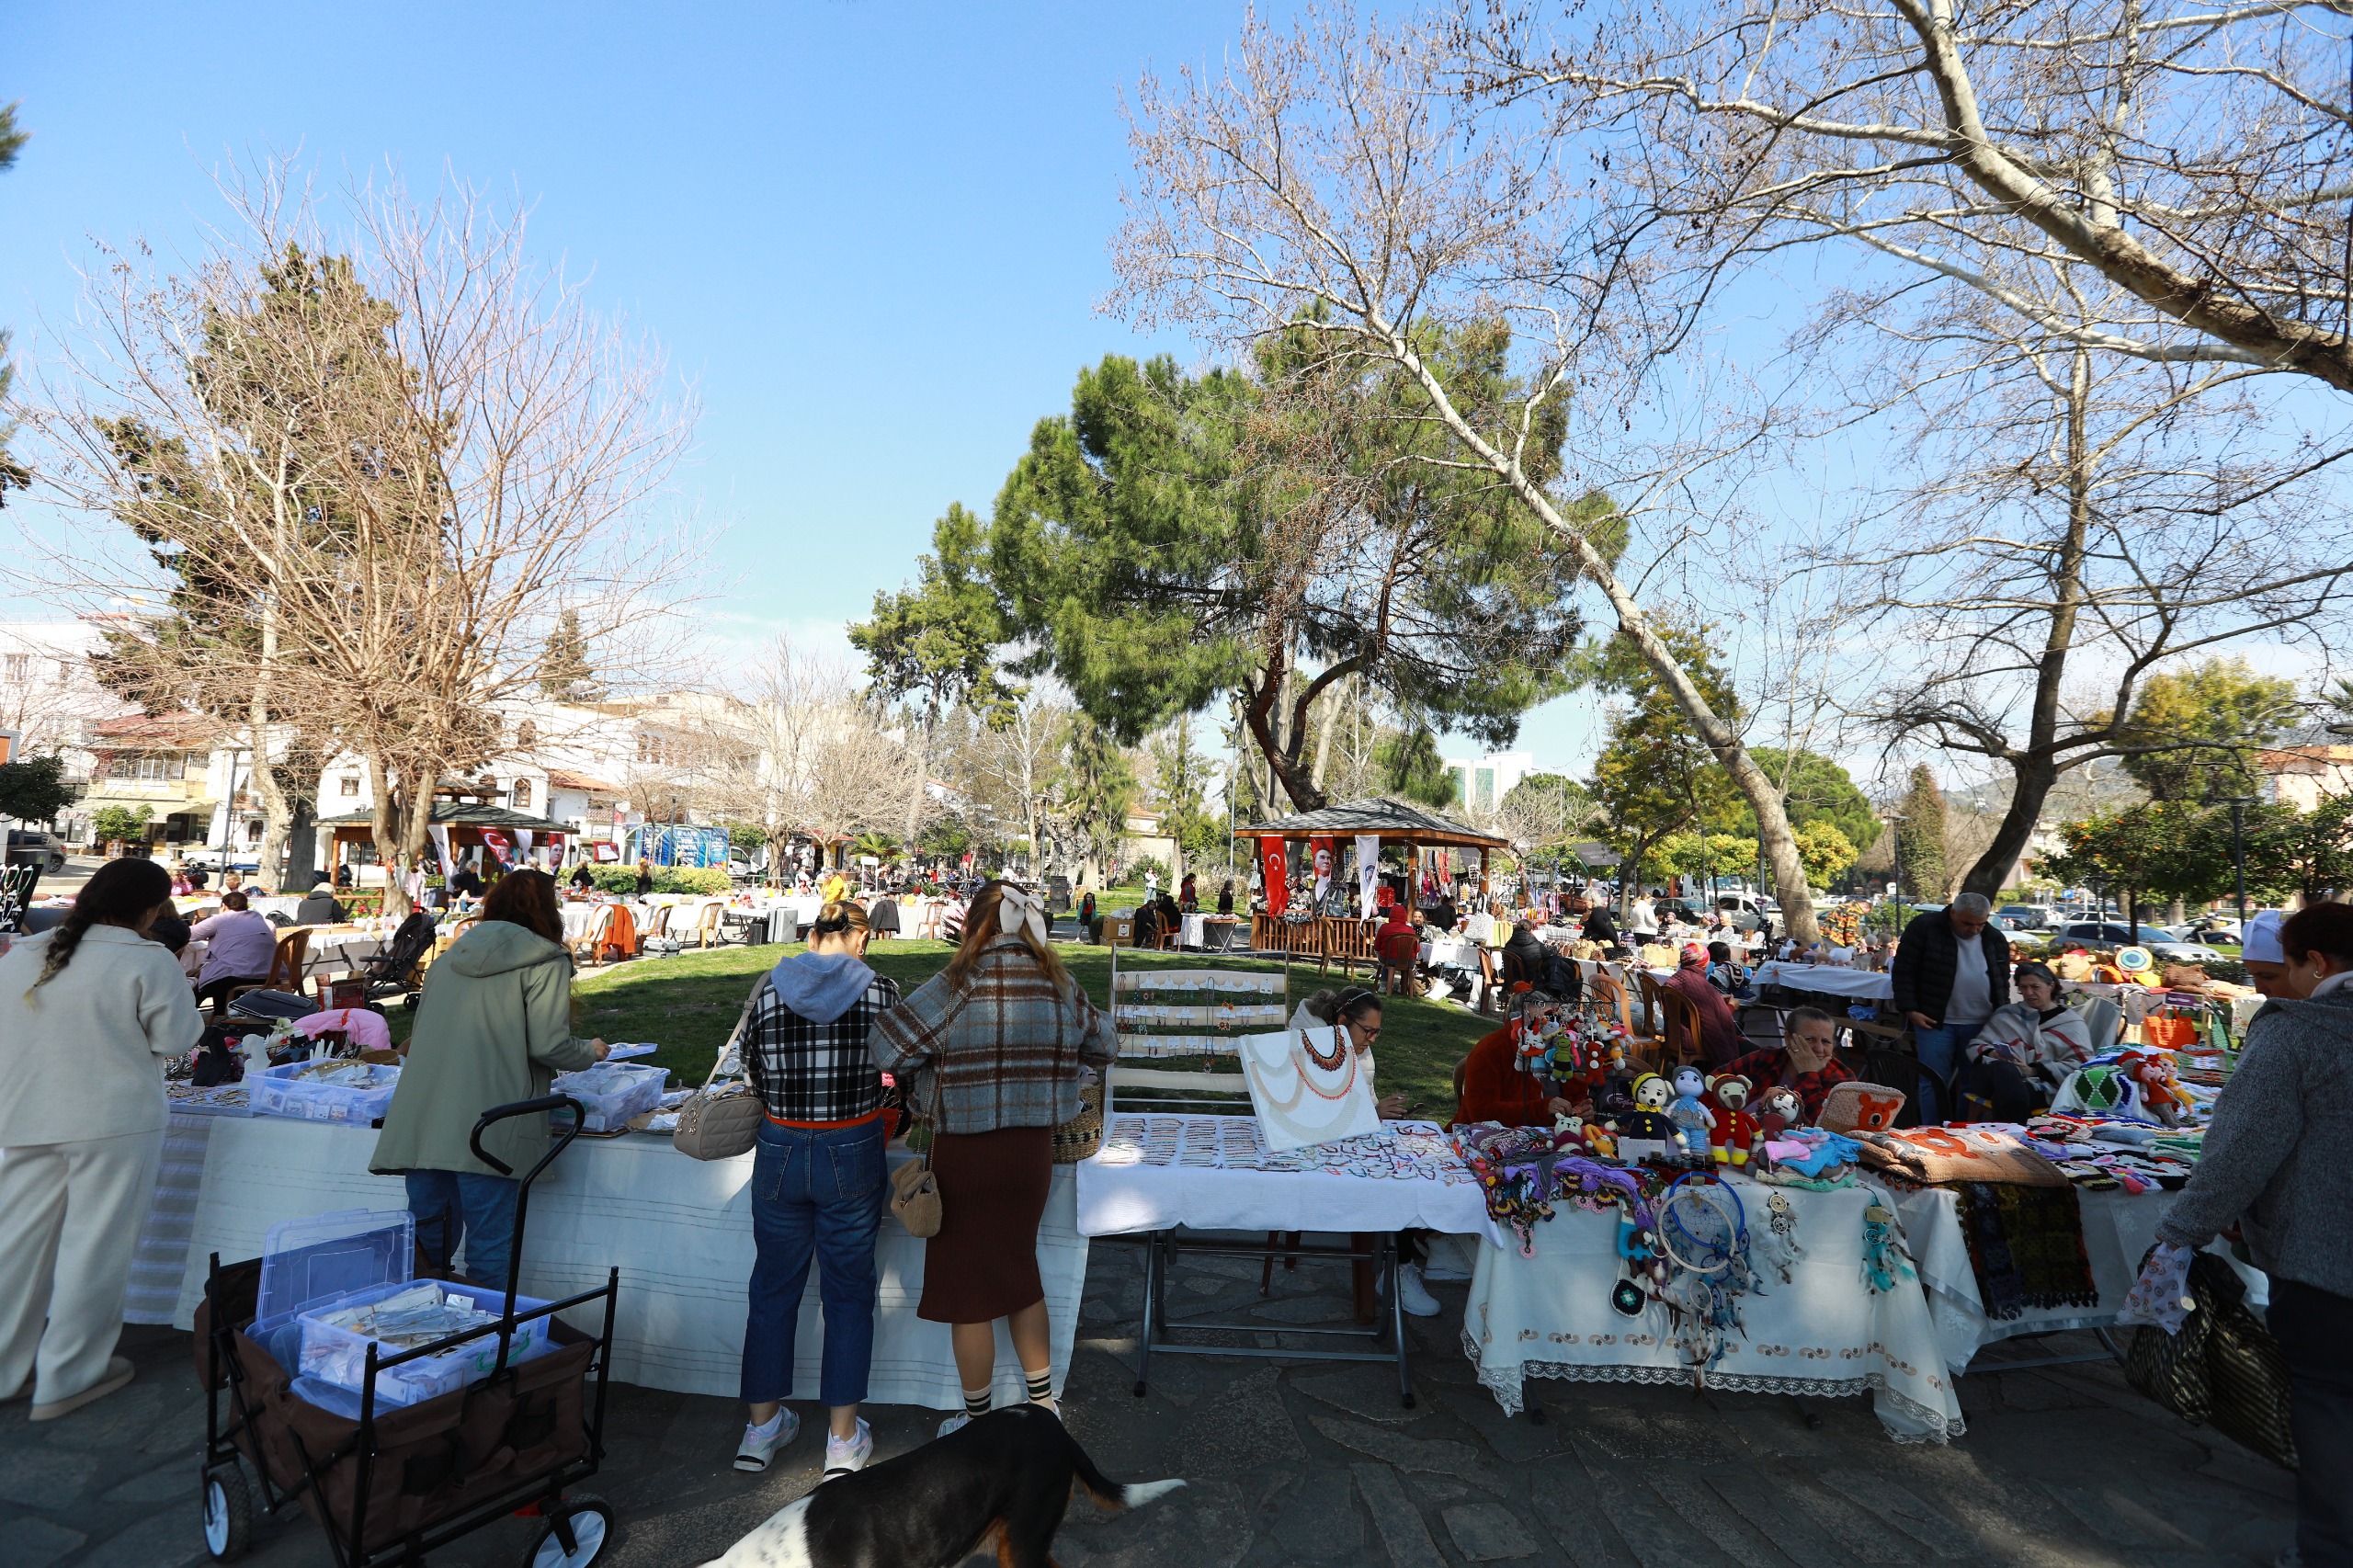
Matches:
[655,866,732,894]
[580,866,643,895]
[90,804,153,846]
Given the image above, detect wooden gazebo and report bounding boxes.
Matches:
[319,801,575,873]
[1232,796,1511,964]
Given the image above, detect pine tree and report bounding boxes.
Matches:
[1895,766,1949,900]
[539,608,601,700]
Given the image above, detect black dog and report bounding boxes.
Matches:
[707,1405,1182,1568]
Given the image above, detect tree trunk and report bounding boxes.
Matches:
[902,706,933,851]
[365,753,410,920]
[1374,326,1820,943]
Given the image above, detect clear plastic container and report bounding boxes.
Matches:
[298,1278,554,1407]
[550,1062,669,1131]
[255,1209,415,1346]
[250,1060,401,1124]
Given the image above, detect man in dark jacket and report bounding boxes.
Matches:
[1583,904,1619,948]
[1501,920,1551,989]
[1890,892,2010,1122]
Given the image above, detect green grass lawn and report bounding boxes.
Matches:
[397,937,1490,1120]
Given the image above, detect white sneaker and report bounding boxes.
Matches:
[937,1410,978,1439]
[1418,1246,1472,1284]
[1393,1263,1442,1318]
[733,1408,799,1471]
[823,1417,872,1478]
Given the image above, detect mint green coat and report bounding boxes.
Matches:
[370,921,597,1179]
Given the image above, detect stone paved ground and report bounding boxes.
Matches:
[2,1239,2297,1568]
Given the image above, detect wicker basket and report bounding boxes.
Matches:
[1051,1077,1104,1165]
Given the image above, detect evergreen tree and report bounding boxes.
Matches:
[538,608,602,700]
[1895,767,1949,900]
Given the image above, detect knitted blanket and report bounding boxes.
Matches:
[1952,1181,2098,1320]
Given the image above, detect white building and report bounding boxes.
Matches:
[1441,750,1539,817]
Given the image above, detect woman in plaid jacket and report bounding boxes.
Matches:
[872,881,1117,1437]
[734,903,899,1480]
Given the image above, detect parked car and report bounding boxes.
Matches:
[2054,920,2225,963]
[2184,915,2244,944]
[4,829,68,874]
[1994,904,2057,931]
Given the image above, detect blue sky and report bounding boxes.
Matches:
[0,0,1610,774]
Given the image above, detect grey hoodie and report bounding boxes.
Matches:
[767,951,876,1025]
[2156,989,2353,1300]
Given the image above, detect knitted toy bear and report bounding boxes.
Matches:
[1706,1074,1762,1168]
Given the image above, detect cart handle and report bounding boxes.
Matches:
[467,1095,585,1320]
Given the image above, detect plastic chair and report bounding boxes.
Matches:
[572,905,614,968]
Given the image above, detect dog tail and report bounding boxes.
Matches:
[1067,1429,1185,1513]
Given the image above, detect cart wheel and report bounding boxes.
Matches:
[202,1466,253,1562]
[523,1494,615,1568]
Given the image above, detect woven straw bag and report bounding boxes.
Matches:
[1051,1076,1104,1165]
[890,1143,943,1237]
[672,980,768,1162]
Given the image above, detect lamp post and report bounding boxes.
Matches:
[2225,794,2256,926]
[1883,810,1907,936]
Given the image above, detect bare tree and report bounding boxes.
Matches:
[958,692,1074,876]
[1111,6,1830,939]
[1462,0,2353,392]
[22,165,699,915]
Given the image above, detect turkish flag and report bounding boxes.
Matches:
[1259,835,1288,916]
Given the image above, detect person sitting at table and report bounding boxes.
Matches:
[222,870,244,895]
[733,900,899,1480]
[867,892,901,940]
[185,863,210,891]
[1581,903,1618,948]
[1287,986,1442,1312]
[1216,880,1234,915]
[166,858,193,895]
[295,879,346,925]
[1450,1016,1590,1131]
[1959,960,2093,1119]
[371,869,608,1296]
[1428,892,1458,935]
[1501,919,1550,989]
[0,857,203,1422]
[871,881,1118,1439]
[1721,1006,1856,1119]
[1373,903,1420,995]
[1705,940,1747,996]
[1665,941,1745,1068]
[189,892,280,1017]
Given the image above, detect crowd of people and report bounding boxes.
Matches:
[0,852,2343,1553]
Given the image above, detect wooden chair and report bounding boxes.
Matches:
[1331,919,1374,978]
[227,928,312,1006]
[573,904,614,968]
[1474,947,1508,1017]
[1654,982,1707,1068]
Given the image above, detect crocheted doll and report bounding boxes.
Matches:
[1706,1074,1762,1168]
[1614,1072,1678,1163]
[1666,1064,1717,1164]
[1754,1084,1806,1140]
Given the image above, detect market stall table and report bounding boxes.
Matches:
[142,1111,1086,1411]
[1176,914,1243,951]
[1750,960,1894,1000]
[561,901,639,961]
[1880,1177,2266,1374]
[1077,1114,1497,1402]
[1460,1174,1964,1444]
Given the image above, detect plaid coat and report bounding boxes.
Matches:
[870,937,1117,1134]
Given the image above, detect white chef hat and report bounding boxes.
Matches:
[2241,909,2285,965]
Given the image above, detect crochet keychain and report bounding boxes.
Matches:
[1751,1188,1802,1284]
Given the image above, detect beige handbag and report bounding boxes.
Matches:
[671,981,768,1161]
[890,1138,944,1237]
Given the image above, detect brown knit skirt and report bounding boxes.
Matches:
[917,1126,1051,1324]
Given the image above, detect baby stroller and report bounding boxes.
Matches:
[358,913,442,1010]
[197,1096,620,1568]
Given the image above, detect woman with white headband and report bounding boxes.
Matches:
[871,880,1117,1437]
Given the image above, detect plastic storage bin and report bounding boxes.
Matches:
[550,1062,669,1131]
[298,1278,555,1407]
[250,1060,401,1124]
[256,1210,415,1338]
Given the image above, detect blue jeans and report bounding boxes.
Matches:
[1911,1022,1984,1124]
[742,1117,887,1407]
[406,1170,521,1292]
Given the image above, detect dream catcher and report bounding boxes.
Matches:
[1653,1173,1757,1377]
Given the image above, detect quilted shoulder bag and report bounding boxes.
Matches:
[672,979,768,1161]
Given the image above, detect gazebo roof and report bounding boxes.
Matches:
[319,801,574,835]
[1230,796,1510,851]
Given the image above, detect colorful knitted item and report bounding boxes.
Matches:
[1952,1181,2098,1320]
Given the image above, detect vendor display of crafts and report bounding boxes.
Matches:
[1110,964,1286,1060]
[551,1061,671,1132]
[1094,1113,1476,1181]
[1237,1024,1382,1152]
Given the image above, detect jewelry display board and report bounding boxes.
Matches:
[1238,1025,1384,1152]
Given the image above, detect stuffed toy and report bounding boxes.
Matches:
[1817,1080,1906,1135]
[1613,1072,1678,1163]
[1706,1074,1762,1168]
[2118,1050,2186,1127]
[1753,1084,1807,1140]
[1666,1064,1718,1164]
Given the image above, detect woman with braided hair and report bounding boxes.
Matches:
[0,857,202,1420]
[871,880,1117,1437]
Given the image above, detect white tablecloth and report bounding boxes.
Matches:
[1751,960,1894,999]
[1075,1115,1500,1244]
[1461,1176,1963,1443]
[149,1115,1087,1410]
[300,930,384,978]
[1419,937,1482,969]
[1883,1179,2267,1372]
